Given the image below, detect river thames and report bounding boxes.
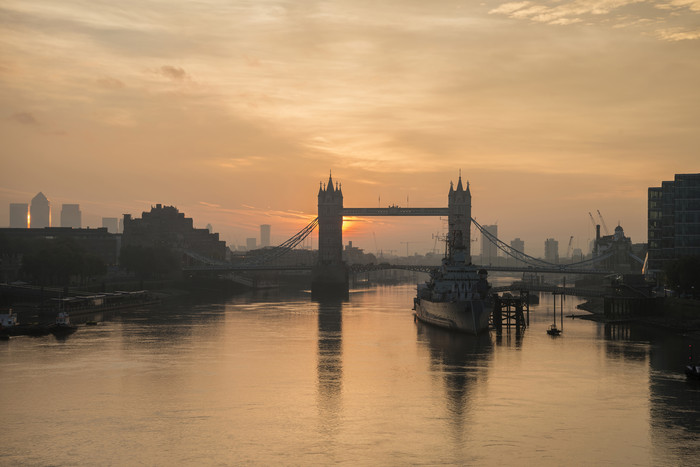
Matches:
[1,282,699,466]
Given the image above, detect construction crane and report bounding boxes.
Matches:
[400,241,415,257]
[566,236,574,258]
[588,212,597,229]
[597,210,610,235]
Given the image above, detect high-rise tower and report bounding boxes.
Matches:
[30,192,50,228]
[9,203,29,228]
[260,224,271,247]
[61,204,82,228]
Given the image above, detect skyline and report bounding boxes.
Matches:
[2,1,699,255]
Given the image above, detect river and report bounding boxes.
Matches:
[1,282,699,466]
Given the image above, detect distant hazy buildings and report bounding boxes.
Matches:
[260,224,271,247]
[594,225,643,273]
[30,192,50,228]
[61,204,82,228]
[510,237,524,255]
[544,238,559,263]
[481,225,498,263]
[102,217,118,234]
[246,238,257,250]
[9,203,28,228]
[647,173,700,274]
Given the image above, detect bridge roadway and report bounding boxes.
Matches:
[342,207,448,216]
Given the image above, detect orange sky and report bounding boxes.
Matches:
[1,1,699,256]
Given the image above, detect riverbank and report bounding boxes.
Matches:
[576,296,700,339]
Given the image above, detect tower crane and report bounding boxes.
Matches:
[597,210,610,235]
[566,236,574,258]
[588,212,597,229]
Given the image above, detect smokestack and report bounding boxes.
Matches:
[594,224,601,255]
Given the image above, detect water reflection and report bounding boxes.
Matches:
[415,321,493,439]
[315,299,344,436]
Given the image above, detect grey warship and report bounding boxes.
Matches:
[413,175,491,334]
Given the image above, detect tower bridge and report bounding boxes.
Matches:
[185,172,616,293]
[313,173,471,295]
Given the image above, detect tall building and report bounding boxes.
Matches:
[246,237,257,250]
[9,203,28,228]
[30,192,50,228]
[510,237,525,254]
[102,217,118,234]
[60,204,82,228]
[544,238,559,263]
[260,224,271,247]
[647,173,700,274]
[481,224,498,263]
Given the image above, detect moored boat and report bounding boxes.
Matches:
[49,311,78,336]
[413,174,491,335]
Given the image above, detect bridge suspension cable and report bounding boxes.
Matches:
[242,217,319,266]
[471,217,614,270]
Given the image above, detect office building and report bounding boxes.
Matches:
[648,173,700,274]
[510,237,525,255]
[246,237,257,250]
[481,225,498,263]
[544,238,559,263]
[102,217,119,234]
[61,204,82,228]
[9,203,28,228]
[260,224,271,247]
[30,192,50,228]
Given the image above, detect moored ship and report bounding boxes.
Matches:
[413,257,491,334]
[413,175,491,334]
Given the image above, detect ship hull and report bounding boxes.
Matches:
[414,299,490,335]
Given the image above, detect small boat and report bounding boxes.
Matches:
[49,312,78,336]
[547,292,563,336]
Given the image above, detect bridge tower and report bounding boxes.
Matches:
[448,174,472,263]
[312,173,348,296]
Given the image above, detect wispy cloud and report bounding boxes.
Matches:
[156,65,189,81]
[489,0,700,40]
[9,112,38,125]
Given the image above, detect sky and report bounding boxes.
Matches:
[1,1,699,257]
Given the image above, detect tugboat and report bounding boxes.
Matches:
[49,311,78,336]
[413,179,491,336]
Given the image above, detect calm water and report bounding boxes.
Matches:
[1,283,699,466]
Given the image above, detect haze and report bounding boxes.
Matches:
[2,1,699,256]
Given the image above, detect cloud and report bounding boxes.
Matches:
[96,77,125,89]
[157,65,189,81]
[655,27,700,40]
[488,0,700,38]
[218,156,266,169]
[9,112,38,125]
